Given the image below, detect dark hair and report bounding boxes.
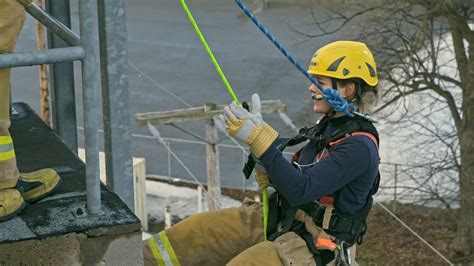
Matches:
[334,78,379,114]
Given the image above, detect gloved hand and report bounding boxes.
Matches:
[224,93,278,158]
[255,163,270,189]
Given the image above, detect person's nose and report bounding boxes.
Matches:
[308,84,322,94]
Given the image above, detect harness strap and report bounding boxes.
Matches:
[329,132,379,153]
[292,146,305,162]
[322,206,334,230]
[319,196,334,205]
[292,221,324,266]
[329,215,365,234]
[270,195,372,246]
[268,206,298,241]
[351,132,379,150]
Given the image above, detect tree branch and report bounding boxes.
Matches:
[447,16,469,89]
[423,80,463,132]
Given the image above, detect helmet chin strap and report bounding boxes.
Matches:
[327,109,337,118]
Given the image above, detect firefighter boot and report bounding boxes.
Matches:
[15,168,61,202]
[0,188,26,221]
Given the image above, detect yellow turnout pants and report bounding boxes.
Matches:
[144,199,319,266]
[0,0,26,188]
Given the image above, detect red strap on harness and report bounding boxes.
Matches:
[292,146,304,162]
[329,132,379,153]
[319,196,334,205]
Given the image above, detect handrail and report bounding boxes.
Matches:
[24,3,80,46]
[0,47,84,68]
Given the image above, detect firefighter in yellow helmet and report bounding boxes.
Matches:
[144,41,380,265]
[0,0,61,221]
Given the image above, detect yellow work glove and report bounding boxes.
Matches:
[255,162,270,189]
[224,93,278,158]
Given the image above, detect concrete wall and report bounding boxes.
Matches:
[0,231,143,265]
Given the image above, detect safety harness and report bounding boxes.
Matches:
[266,115,380,265]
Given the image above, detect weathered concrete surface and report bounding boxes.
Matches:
[0,233,83,265]
[81,231,143,265]
[0,231,143,265]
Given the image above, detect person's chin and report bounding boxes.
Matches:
[314,105,328,114]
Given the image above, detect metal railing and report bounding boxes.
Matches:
[0,1,133,214]
[377,161,459,212]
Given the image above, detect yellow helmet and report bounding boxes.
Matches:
[308,41,378,87]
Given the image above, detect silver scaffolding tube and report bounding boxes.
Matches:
[46,0,78,153]
[0,47,84,68]
[79,0,102,215]
[24,3,80,47]
[97,0,134,211]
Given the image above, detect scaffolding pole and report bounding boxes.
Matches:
[46,0,78,153]
[97,0,134,211]
[79,0,102,215]
[24,2,80,46]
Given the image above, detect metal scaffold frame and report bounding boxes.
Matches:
[0,0,134,214]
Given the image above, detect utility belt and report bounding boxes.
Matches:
[267,192,372,265]
[300,198,371,247]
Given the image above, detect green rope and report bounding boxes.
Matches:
[179,0,239,105]
[262,188,268,240]
[179,0,268,241]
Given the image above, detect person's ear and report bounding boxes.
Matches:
[339,82,356,99]
[345,82,357,99]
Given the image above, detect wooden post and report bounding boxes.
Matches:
[197,186,203,213]
[204,103,221,210]
[165,205,172,229]
[34,0,50,125]
[393,164,398,213]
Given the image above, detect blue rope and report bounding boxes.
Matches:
[234,0,354,117]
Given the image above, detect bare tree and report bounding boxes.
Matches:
[296,0,474,262]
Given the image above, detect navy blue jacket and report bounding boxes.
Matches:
[260,116,379,214]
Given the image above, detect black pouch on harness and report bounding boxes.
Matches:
[267,193,336,265]
[267,192,299,241]
[325,197,373,246]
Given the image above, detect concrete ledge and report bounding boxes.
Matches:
[0,103,143,263]
[0,230,143,265]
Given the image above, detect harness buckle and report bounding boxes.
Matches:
[335,240,350,266]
